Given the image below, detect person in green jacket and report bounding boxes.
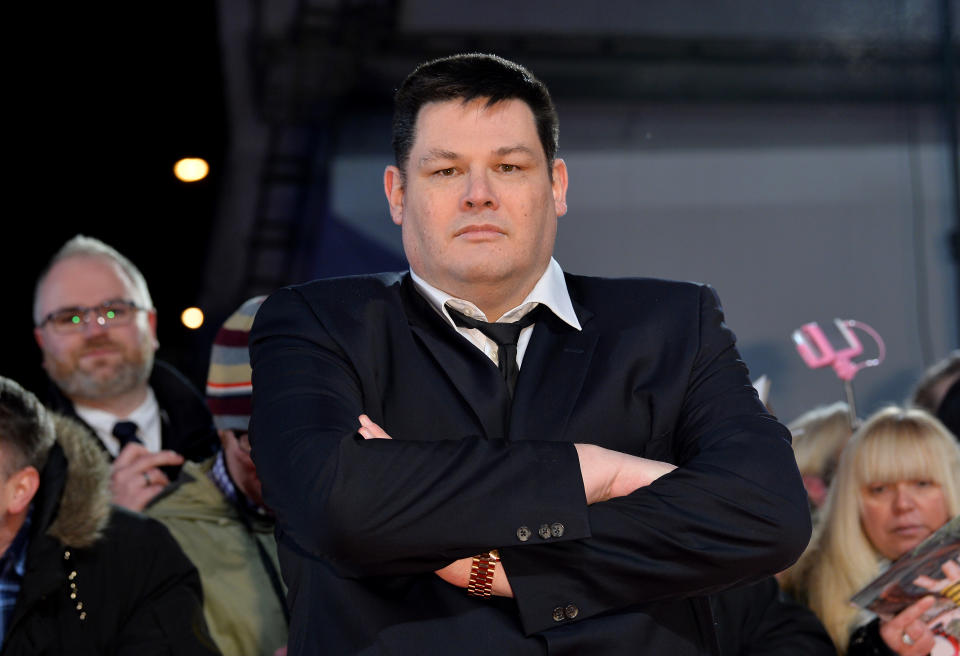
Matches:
[147,296,288,656]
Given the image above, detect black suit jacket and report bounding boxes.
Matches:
[249,272,811,656]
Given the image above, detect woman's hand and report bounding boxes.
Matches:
[878,559,960,655]
[878,596,937,655]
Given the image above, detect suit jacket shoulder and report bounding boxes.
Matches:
[564,272,713,313]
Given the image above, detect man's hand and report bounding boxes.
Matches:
[435,556,514,598]
[574,443,677,504]
[356,416,675,592]
[358,414,392,440]
[110,442,183,511]
[357,414,516,596]
[358,416,676,505]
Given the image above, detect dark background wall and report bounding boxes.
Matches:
[5,0,958,426]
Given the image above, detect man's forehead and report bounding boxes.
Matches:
[39,255,138,308]
[410,97,544,161]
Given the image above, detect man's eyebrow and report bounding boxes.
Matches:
[494,145,537,158]
[418,149,459,167]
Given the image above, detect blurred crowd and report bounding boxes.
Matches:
[0,234,957,655]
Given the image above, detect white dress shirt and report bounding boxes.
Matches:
[410,257,582,368]
[74,387,162,457]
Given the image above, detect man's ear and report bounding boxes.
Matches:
[7,467,40,515]
[551,158,569,217]
[33,327,45,350]
[384,166,405,226]
[146,310,159,349]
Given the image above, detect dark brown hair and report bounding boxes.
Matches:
[391,53,559,178]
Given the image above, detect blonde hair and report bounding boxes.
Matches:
[788,401,854,480]
[783,406,960,653]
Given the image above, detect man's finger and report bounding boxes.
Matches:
[358,415,392,439]
[113,441,151,467]
[142,468,171,488]
[117,482,166,512]
[110,470,169,512]
[113,449,184,475]
[112,462,172,491]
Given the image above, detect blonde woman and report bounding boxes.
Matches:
[783,406,960,655]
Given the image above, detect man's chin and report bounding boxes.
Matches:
[54,362,151,401]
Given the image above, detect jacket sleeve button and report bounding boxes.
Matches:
[552,607,566,622]
[516,526,531,542]
[550,522,565,538]
[538,524,551,539]
[564,604,579,620]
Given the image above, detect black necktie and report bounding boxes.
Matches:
[447,305,545,398]
[112,421,142,448]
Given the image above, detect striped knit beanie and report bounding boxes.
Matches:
[206,295,266,432]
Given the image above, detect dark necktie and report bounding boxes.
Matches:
[112,420,142,448]
[447,304,545,398]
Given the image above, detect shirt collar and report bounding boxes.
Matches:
[409,258,581,331]
[74,387,157,431]
[74,387,160,455]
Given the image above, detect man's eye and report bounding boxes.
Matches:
[54,310,82,326]
[103,304,129,320]
[435,168,456,177]
[498,164,517,173]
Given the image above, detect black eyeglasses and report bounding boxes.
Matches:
[37,300,147,334]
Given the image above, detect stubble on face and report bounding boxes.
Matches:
[43,326,155,402]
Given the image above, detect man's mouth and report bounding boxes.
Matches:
[455,224,505,238]
[79,344,122,359]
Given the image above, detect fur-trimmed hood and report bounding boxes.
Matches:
[43,414,112,548]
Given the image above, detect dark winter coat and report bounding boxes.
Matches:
[1,415,220,655]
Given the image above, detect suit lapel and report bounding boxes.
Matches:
[510,299,598,442]
[400,276,511,440]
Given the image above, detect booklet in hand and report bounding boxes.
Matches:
[850,516,959,639]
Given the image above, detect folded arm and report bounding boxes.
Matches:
[498,284,811,633]
[359,413,676,597]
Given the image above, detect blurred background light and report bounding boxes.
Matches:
[181,307,204,329]
[174,158,210,182]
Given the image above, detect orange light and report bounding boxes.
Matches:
[181,307,204,329]
[173,158,209,182]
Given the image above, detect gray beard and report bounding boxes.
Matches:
[54,352,154,401]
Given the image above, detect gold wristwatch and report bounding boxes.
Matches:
[466,549,500,598]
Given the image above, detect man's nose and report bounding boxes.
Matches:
[82,313,110,336]
[460,171,498,211]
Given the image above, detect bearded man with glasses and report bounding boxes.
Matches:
[32,235,218,511]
